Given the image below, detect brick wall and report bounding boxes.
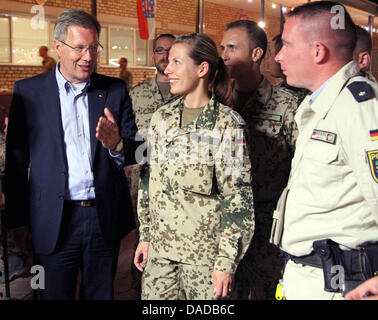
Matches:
[0,0,285,91]
[0,65,44,91]
[1,0,376,92]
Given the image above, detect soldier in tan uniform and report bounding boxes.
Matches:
[220,20,300,300]
[272,1,378,299]
[134,33,254,300]
[39,46,56,73]
[118,57,133,91]
[126,34,177,225]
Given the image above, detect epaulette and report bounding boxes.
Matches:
[228,110,247,128]
[347,81,374,103]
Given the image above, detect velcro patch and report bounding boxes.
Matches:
[229,110,247,128]
[252,113,282,122]
[311,129,337,145]
[347,81,374,102]
[366,150,378,183]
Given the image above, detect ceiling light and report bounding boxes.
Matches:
[272,3,277,9]
[258,21,265,28]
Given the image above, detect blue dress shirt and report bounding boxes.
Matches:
[55,64,95,200]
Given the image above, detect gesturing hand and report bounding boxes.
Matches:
[96,107,121,150]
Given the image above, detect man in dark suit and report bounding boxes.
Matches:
[4,9,139,300]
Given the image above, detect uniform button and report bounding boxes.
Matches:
[320,249,327,256]
[160,218,164,222]
[165,167,168,171]
[58,194,64,199]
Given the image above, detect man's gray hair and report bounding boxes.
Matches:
[53,9,101,41]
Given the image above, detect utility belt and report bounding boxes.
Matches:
[282,239,378,296]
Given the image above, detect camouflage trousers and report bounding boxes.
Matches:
[141,254,215,300]
[124,164,141,230]
[231,203,284,300]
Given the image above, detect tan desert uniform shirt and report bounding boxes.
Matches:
[130,76,177,131]
[281,61,378,257]
[138,96,255,274]
[233,77,301,204]
[120,69,133,91]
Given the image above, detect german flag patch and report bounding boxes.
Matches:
[369,130,378,141]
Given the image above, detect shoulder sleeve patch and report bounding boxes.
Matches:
[347,81,374,103]
[228,110,247,128]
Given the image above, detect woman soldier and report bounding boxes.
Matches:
[134,33,254,300]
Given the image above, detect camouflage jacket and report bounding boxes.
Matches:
[130,76,178,131]
[137,96,255,274]
[276,81,309,106]
[233,77,300,204]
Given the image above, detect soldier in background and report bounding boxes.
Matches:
[126,33,177,225]
[119,57,133,90]
[39,46,56,73]
[220,20,300,300]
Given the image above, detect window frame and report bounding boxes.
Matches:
[0,12,151,68]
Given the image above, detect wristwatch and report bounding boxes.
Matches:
[113,139,123,153]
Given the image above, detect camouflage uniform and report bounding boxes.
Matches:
[231,77,302,300]
[120,69,133,91]
[126,76,178,225]
[276,81,309,105]
[138,96,255,300]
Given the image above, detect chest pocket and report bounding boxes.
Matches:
[303,139,340,165]
[169,163,214,195]
[249,113,284,137]
[164,133,215,196]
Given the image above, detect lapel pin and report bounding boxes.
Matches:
[98,94,103,98]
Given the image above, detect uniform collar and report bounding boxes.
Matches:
[256,76,273,106]
[232,76,272,110]
[163,95,219,132]
[309,61,361,119]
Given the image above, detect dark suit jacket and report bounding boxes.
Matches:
[4,70,139,254]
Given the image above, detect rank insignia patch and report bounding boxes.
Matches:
[367,150,378,184]
[311,129,337,145]
[369,130,378,141]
